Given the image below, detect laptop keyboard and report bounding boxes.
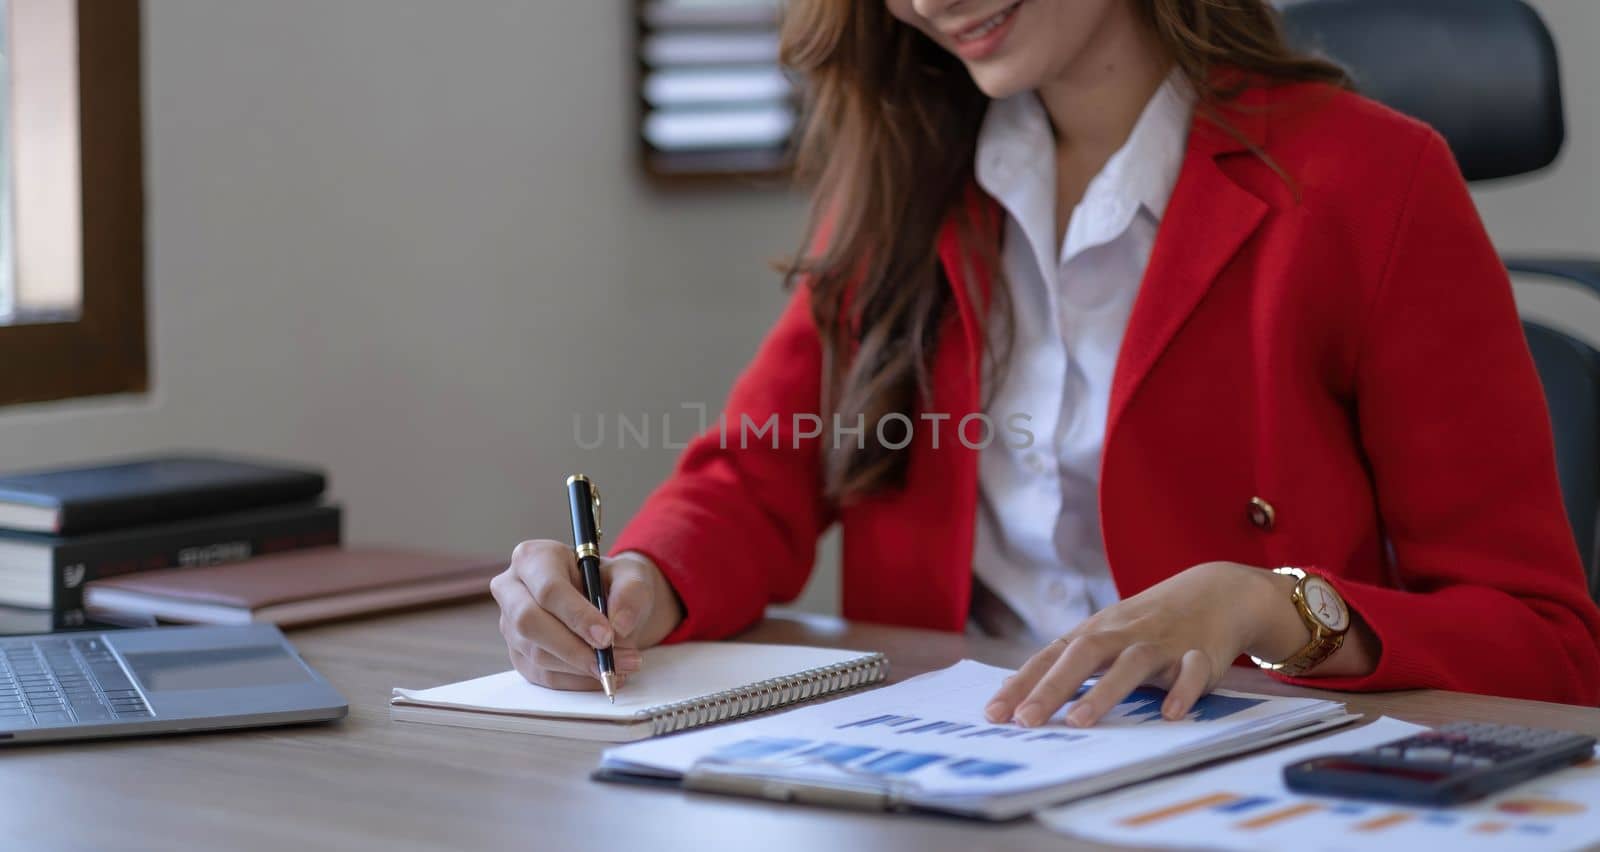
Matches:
[0,637,152,727]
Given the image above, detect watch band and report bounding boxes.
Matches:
[1249,567,1348,677]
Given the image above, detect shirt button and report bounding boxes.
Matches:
[1025,452,1049,475]
[1248,497,1276,531]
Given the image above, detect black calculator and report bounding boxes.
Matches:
[1283,721,1597,806]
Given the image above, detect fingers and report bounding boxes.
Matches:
[1062,642,1171,728]
[525,644,642,679]
[1162,649,1212,720]
[497,586,598,675]
[510,647,622,692]
[513,541,614,650]
[604,561,656,641]
[1012,634,1123,727]
[984,638,1070,723]
[493,541,657,692]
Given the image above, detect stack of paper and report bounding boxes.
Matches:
[1040,716,1600,852]
[600,660,1355,820]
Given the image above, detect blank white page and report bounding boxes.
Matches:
[392,643,876,721]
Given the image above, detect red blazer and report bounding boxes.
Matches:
[614,82,1600,705]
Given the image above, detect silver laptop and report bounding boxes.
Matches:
[0,623,347,744]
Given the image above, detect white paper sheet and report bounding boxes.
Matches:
[1040,716,1600,852]
[603,660,1345,801]
[392,643,874,721]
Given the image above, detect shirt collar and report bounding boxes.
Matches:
[975,70,1195,257]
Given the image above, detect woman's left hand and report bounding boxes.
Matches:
[983,561,1300,728]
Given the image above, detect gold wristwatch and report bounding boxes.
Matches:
[1249,567,1349,677]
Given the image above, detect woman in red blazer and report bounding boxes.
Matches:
[493,0,1600,722]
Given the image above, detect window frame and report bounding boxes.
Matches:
[0,0,146,407]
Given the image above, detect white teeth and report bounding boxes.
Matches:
[957,4,1018,43]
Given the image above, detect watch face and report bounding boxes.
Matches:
[1302,577,1349,632]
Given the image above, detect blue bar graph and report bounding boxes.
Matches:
[706,738,1045,782]
[1066,684,1267,724]
[1214,796,1275,814]
[960,727,1013,739]
[836,714,895,729]
[945,758,1025,778]
[711,738,811,761]
[1025,731,1086,744]
[902,720,960,736]
[859,750,945,775]
[798,742,877,765]
[836,714,921,730]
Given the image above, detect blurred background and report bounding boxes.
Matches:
[0,0,1594,617]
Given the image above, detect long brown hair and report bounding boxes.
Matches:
[780,0,1348,503]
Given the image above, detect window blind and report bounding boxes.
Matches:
[638,0,796,180]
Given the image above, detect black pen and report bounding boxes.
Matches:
[565,474,618,702]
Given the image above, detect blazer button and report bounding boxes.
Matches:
[1248,497,1276,531]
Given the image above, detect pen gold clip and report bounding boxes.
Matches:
[590,482,602,542]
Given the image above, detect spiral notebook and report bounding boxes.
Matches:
[390,643,888,742]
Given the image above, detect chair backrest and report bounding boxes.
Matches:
[1524,323,1600,596]
[1283,0,1600,595]
[1280,0,1565,181]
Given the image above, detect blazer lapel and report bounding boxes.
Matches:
[1106,102,1271,440]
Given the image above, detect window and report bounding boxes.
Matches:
[637,0,797,182]
[0,0,146,407]
[0,2,11,322]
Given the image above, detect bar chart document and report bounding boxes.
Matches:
[1040,716,1600,851]
[599,660,1353,819]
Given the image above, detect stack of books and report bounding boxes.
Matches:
[0,453,341,629]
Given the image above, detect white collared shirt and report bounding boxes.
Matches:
[970,73,1194,642]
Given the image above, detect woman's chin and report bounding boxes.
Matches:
[965,62,1042,101]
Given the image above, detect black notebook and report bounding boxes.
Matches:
[0,502,342,626]
[0,454,327,535]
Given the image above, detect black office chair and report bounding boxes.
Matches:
[1282,0,1600,600]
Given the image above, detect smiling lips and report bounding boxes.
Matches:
[954,2,1021,43]
[948,1,1023,61]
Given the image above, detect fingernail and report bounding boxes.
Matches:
[1163,700,1184,721]
[984,701,1009,722]
[1066,704,1094,728]
[611,609,637,638]
[616,650,642,672]
[1014,703,1042,727]
[588,624,613,648]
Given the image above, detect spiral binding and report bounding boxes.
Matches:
[647,653,889,737]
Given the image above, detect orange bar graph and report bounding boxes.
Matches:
[1236,802,1323,830]
[1354,812,1414,832]
[1119,793,1239,827]
[1471,821,1509,834]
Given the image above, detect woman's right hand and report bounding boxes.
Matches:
[490,540,684,691]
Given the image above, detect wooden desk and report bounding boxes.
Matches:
[8,601,1600,852]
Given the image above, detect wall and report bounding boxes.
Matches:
[0,1,1594,620]
[1479,1,1600,346]
[0,0,812,586]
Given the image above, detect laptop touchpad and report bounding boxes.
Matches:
[122,646,314,692]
